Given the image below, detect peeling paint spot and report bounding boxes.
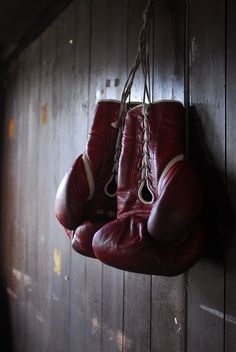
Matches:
[12,268,22,281]
[174,317,178,325]
[116,331,133,349]
[123,334,133,349]
[116,331,124,351]
[41,103,48,126]
[8,118,14,140]
[91,317,99,334]
[24,275,32,286]
[12,268,31,286]
[53,249,61,275]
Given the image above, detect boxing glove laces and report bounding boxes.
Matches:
[55,100,139,258]
[92,101,206,275]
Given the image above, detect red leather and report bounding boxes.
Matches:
[92,101,205,275]
[148,159,203,244]
[55,155,90,230]
[55,100,121,257]
[72,221,107,258]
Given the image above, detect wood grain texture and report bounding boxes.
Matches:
[0,59,19,352]
[44,3,77,351]
[69,1,90,351]
[225,0,236,349]
[23,39,41,352]
[187,0,226,351]
[1,0,234,351]
[81,0,127,350]
[13,51,28,352]
[37,16,58,352]
[123,2,151,352]
[82,0,105,350]
[151,1,186,351]
[93,1,127,352]
[153,0,185,102]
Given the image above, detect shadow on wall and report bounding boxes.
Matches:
[0,278,14,352]
[0,71,14,352]
[189,106,234,264]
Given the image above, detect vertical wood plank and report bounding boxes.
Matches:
[83,0,127,350]
[37,19,58,352]
[187,0,226,351]
[13,51,28,352]
[43,3,77,351]
[123,1,151,352]
[151,1,186,351]
[153,0,185,102]
[68,1,90,351]
[226,0,236,349]
[96,1,127,351]
[81,0,103,350]
[0,61,18,352]
[0,62,17,288]
[24,40,41,352]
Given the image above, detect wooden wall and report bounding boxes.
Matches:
[0,0,235,351]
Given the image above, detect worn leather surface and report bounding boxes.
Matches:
[55,155,90,230]
[93,101,206,275]
[55,100,121,257]
[148,159,203,244]
[92,218,205,276]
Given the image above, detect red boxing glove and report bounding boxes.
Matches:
[92,101,205,275]
[55,100,121,257]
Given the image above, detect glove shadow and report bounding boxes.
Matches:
[189,106,234,264]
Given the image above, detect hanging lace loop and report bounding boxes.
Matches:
[104,0,154,197]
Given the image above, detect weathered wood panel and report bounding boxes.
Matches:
[37,16,58,352]
[1,0,234,352]
[0,58,19,352]
[45,4,77,351]
[123,2,151,352]
[0,61,14,352]
[69,1,90,351]
[11,52,28,352]
[84,0,108,350]
[151,1,186,351]
[226,0,236,350]
[24,39,41,352]
[93,1,127,352]
[187,0,226,351]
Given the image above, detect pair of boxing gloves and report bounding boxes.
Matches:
[55,100,205,276]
